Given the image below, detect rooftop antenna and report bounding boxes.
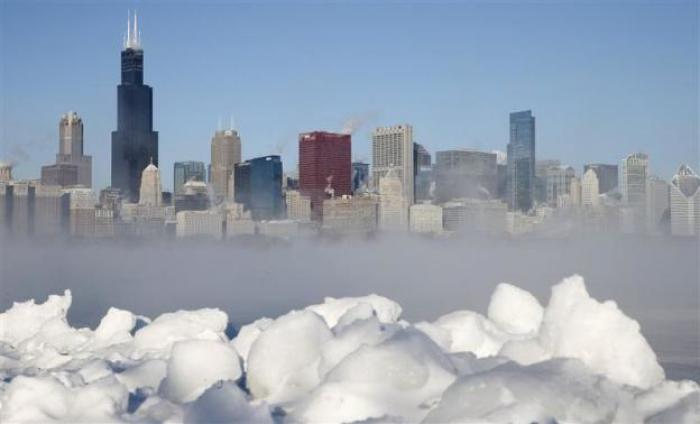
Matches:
[217,116,222,131]
[230,114,236,131]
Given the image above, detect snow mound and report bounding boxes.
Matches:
[0,275,697,423]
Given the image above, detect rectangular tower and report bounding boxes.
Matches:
[506,111,536,212]
[372,124,414,204]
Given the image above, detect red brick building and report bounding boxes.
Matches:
[298,131,351,221]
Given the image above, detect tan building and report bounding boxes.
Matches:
[139,160,162,207]
[66,188,96,237]
[34,184,65,238]
[211,128,242,202]
[176,210,223,239]
[372,124,414,204]
[322,195,378,235]
[378,168,409,231]
[581,169,600,208]
[409,203,443,234]
[285,190,311,222]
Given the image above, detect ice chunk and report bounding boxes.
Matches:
[425,310,508,357]
[246,310,332,402]
[159,339,242,403]
[133,308,228,355]
[487,282,544,335]
[0,290,73,347]
[184,381,273,423]
[231,317,273,366]
[306,294,402,329]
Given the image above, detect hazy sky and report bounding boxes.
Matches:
[1,0,697,191]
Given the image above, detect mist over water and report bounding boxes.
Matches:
[1,236,698,377]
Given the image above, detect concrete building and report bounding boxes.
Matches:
[174,161,206,195]
[34,184,67,238]
[285,190,311,222]
[299,131,352,221]
[41,163,78,187]
[442,199,507,235]
[176,210,223,239]
[139,160,162,207]
[670,164,700,237]
[210,128,242,202]
[435,149,497,203]
[372,124,414,204]
[322,195,378,235]
[545,166,575,206]
[506,111,536,212]
[55,111,92,187]
[581,169,600,208]
[620,153,649,233]
[584,164,618,194]
[409,203,443,234]
[646,176,670,235]
[225,202,255,237]
[378,168,409,231]
[94,208,115,238]
[569,177,582,207]
[66,188,96,238]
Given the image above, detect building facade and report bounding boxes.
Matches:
[581,169,600,208]
[434,149,497,203]
[506,111,536,212]
[174,161,206,195]
[584,164,618,194]
[210,128,242,202]
[670,164,700,237]
[409,203,443,234]
[234,155,283,221]
[298,131,352,221]
[322,195,378,235]
[372,125,414,204]
[620,153,649,233]
[139,160,162,207]
[111,13,159,202]
[55,111,92,187]
[378,168,409,231]
[285,190,312,222]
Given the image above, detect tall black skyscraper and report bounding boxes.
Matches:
[111,12,158,202]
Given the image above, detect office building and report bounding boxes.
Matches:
[670,164,700,237]
[620,153,649,233]
[41,164,78,187]
[66,188,96,238]
[581,169,600,208]
[210,128,242,202]
[55,111,92,187]
[111,12,159,202]
[378,168,409,231]
[234,155,283,221]
[435,149,497,202]
[174,180,210,212]
[174,161,206,195]
[584,164,618,194]
[409,203,443,234]
[299,131,351,221]
[352,162,370,193]
[646,176,670,235]
[34,184,67,238]
[139,160,162,207]
[322,195,378,235]
[506,111,536,211]
[176,210,223,239]
[285,190,311,222]
[442,199,507,235]
[372,124,414,204]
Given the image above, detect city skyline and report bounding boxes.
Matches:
[1,1,697,191]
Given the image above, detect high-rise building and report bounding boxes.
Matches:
[66,188,96,238]
[41,164,78,187]
[55,112,92,187]
[210,128,242,201]
[378,168,409,231]
[174,161,206,195]
[413,143,433,202]
[646,176,670,235]
[351,162,370,193]
[581,169,600,208]
[34,184,67,238]
[620,153,649,232]
[670,164,700,237]
[174,180,210,212]
[506,111,536,212]
[543,165,575,206]
[434,149,497,203]
[569,177,582,206]
[298,131,352,221]
[111,12,159,202]
[442,199,507,235]
[139,160,162,207]
[372,125,414,204]
[234,155,283,221]
[584,164,618,194]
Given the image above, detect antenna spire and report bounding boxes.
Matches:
[125,9,141,50]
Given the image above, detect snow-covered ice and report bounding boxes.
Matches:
[0,275,697,423]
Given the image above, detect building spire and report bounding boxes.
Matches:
[125,9,141,50]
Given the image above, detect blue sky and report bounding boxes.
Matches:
[1,0,697,191]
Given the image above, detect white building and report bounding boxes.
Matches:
[378,168,409,231]
[139,160,162,207]
[581,169,600,208]
[285,190,311,222]
[569,176,582,207]
[258,220,299,239]
[620,153,648,233]
[409,203,443,234]
[226,202,255,237]
[670,164,700,237]
[176,210,223,239]
[646,176,670,235]
[322,195,378,235]
[372,124,414,204]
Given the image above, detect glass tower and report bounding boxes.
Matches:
[111,12,159,202]
[234,155,284,221]
[506,110,536,212]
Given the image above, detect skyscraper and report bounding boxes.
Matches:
[414,143,433,202]
[506,111,536,212]
[210,127,242,202]
[620,153,648,232]
[173,161,206,195]
[434,149,497,203]
[378,168,409,231]
[111,12,159,202]
[298,131,352,221]
[56,111,92,187]
[581,169,600,207]
[139,160,162,207]
[372,125,414,204]
[234,155,283,221]
[583,164,618,194]
[670,164,700,237]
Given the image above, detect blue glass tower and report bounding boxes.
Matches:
[111,12,158,202]
[506,110,536,212]
[234,155,283,220]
